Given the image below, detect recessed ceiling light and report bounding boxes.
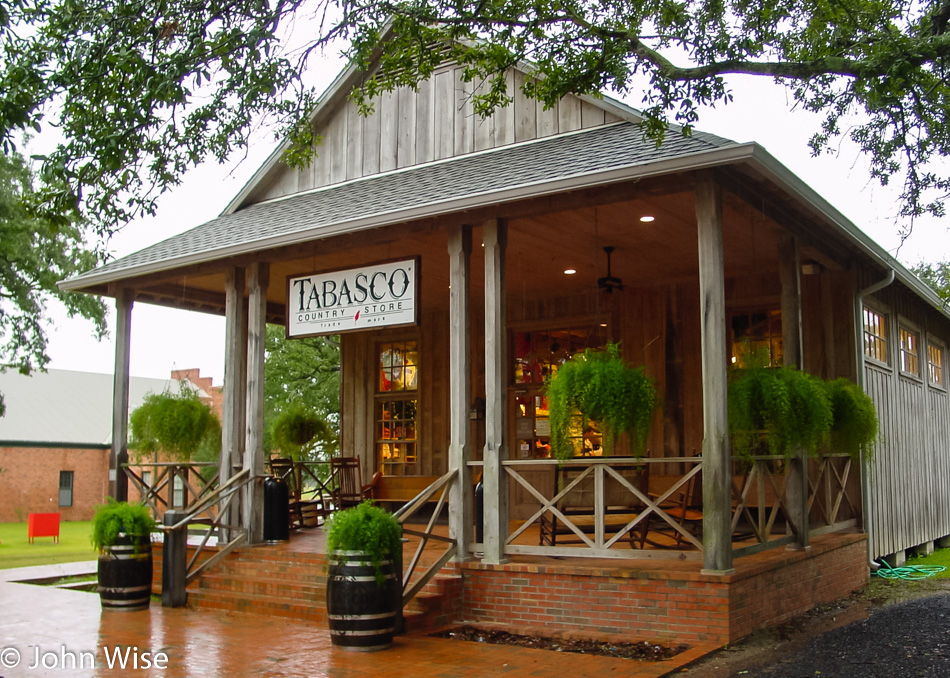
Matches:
[564,268,577,275]
[639,215,655,223]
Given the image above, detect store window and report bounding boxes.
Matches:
[172,475,185,508]
[863,306,889,365]
[512,324,607,458]
[730,309,783,367]
[58,471,73,508]
[899,325,920,377]
[929,342,946,388]
[376,340,419,475]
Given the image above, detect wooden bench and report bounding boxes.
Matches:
[366,474,442,508]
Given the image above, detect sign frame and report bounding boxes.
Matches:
[285,256,421,339]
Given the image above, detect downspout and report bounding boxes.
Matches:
[855,268,895,567]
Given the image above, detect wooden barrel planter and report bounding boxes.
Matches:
[326,549,400,651]
[97,533,153,611]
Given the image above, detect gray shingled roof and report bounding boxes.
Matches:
[0,369,205,446]
[64,122,736,287]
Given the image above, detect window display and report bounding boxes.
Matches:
[511,324,607,458]
[376,340,419,474]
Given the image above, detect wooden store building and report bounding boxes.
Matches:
[61,50,950,644]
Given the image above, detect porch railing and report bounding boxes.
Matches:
[465,452,857,561]
[394,470,458,607]
[123,462,220,519]
[159,468,253,606]
[492,457,704,560]
[730,453,859,557]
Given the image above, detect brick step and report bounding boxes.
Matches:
[198,573,327,601]
[403,574,463,633]
[188,589,327,624]
[210,560,329,582]
[211,553,327,579]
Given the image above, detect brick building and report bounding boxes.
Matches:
[0,368,219,523]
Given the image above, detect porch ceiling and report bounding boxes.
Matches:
[126,178,791,322]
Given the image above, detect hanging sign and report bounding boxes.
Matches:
[287,258,419,337]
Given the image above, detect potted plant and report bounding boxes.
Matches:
[544,343,657,459]
[325,500,402,651]
[92,499,157,611]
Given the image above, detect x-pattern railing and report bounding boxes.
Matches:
[730,458,795,546]
[807,454,858,535]
[730,452,859,555]
[124,462,220,518]
[393,470,458,606]
[502,457,704,559]
[161,468,252,588]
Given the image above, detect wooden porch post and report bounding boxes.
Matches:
[696,173,733,574]
[448,224,473,560]
[111,287,133,502]
[482,218,509,564]
[779,234,810,550]
[244,262,268,544]
[220,267,247,541]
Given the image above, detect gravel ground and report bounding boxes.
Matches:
[680,580,950,678]
[738,592,950,677]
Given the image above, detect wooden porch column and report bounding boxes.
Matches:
[696,173,733,574]
[779,234,810,550]
[482,218,509,564]
[448,224,473,560]
[110,287,133,502]
[220,267,247,541]
[243,262,269,544]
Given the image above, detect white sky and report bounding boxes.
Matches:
[43,67,950,386]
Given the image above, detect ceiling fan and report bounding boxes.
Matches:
[597,246,624,293]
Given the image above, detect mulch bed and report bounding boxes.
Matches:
[432,625,689,661]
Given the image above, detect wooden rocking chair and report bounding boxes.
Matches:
[329,457,374,511]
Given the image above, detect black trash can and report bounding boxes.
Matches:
[263,475,290,543]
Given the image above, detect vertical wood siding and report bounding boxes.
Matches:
[863,283,950,559]
[252,67,622,204]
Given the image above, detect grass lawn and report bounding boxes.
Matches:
[903,546,950,578]
[0,520,97,570]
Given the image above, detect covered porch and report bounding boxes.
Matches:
[64,117,872,640]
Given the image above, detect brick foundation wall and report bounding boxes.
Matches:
[457,534,868,644]
[728,535,869,640]
[0,446,109,522]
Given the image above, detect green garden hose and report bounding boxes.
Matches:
[872,559,946,580]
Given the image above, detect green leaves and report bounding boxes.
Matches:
[325,500,402,585]
[1,0,318,236]
[728,364,878,460]
[270,404,333,461]
[1,0,950,231]
[263,324,340,461]
[91,498,157,551]
[0,150,107,416]
[128,388,221,461]
[544,343,657,459]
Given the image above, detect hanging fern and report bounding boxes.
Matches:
[271,405,332,460]
[824,378,879,460]
[129,388,220,461]
[544,343,656,459]
[728,364,832,459]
